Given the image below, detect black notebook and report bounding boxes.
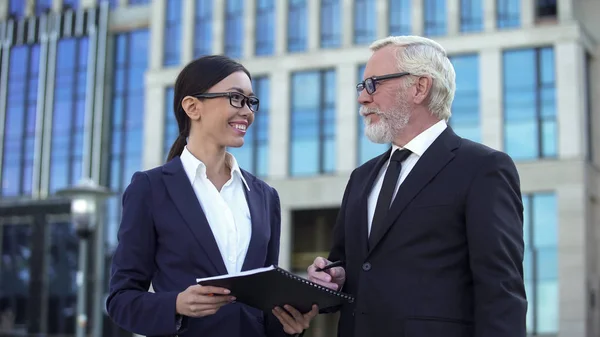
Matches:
[196,265,354,313]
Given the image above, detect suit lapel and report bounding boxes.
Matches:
[367,128,461,254]
[162,158,228,275]
[240,170,266,271]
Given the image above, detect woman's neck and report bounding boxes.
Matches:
[186,138,229,180]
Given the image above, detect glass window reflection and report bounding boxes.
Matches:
[290,70,336,176]
[497,0,520,29]
[320,0,341,48]
[225,0,244,59]
[389,0,411,36]
[164,0,182,66]
[353,0,376,45]
[164,87,178,159]
[449,54,480,143]
[523,192,558,334]
[194,0,213,58]
[460,0,483,32]
[424,0,447,36]
[2,45,40,198]
[255,0,275,56]
[503,47,556,160]
[288,0,308,53]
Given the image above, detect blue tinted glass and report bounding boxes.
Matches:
[229,77,270,176]
[2,45,40,197]
[225,0,244,58]
[194,0,213,58]
[129,0,151,4]
[503,48,556,160]
[9,0,25,16]
[107,29,149,249]
[497,0,520,28]
[255,0,274,56]
[290,70,336,176]
[424,0,447,36]
[460,0,483,32]
[62,0,79,9]
[523,193,558,334]
[357,64,389,165]
[164,87,178,159]
[354,0,376,45]
[164,0,182,66]
[49,38,88,194]
[389,0,411,35]
[320,0,341,48]
[36,0,52,14]
[288,0,307,52]
[449,54,480,143]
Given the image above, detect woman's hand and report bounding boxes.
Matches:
[176,285,235,317]
[272,304,319,335]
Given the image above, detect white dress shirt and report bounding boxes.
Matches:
[367,120,448,235]
[180,146,252,274]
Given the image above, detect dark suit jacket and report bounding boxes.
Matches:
[106,157,291,337]
[327,127,527,337]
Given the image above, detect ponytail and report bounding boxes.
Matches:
[166,134,186,162]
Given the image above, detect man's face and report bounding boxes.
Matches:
[358,46,412,144]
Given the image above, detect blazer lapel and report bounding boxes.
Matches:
[357,148,391,254]
[367,128,461,254]
[162,158,228,275]
[240,170,266,271]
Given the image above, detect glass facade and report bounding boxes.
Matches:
[288,0,308,53]
[460,0,483,32]
[389,0,412,36]
[224,0,244,59]
[194,0,213,58]
[320,0,341,48]
[424,0,447,36]
[163,0,182,66]
[497,0,521,28]
[255,0,275,56]
[353,0,376,45]
[449,54,481,142]
[164,87,178,159]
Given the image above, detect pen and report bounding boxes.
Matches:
[315,260,344,272]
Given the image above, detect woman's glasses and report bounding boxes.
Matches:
[193,92,260,112]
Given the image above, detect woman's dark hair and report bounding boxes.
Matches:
[166,55,251,162]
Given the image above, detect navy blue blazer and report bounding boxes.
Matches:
[106,157,291,337]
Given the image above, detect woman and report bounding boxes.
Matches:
[106,55,317,337]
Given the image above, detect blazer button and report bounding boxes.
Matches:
[362,262,371,271]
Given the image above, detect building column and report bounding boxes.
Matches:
[447,0,460,35]
[142,83,166,170]
[555,41,586,159]
[275,0,288,55]
[478,48,503,151]
[278,207,292,270]
[483,0,496,32]
[149,0,165,70]
[268,71,290,178]
[557,183,587,337]
[375,0,388,39]
[307,0,319,51]
[521,0,535,28]
[212,0,225,55]
[341,0,353,47]
[336,63,358,173]
[558,0,574,23]
[411,0,424,36]
[181,0,194,64]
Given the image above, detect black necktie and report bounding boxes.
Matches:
[369,148,412,246]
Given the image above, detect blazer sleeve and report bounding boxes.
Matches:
[465,151,527,337]
[106,171,187,336]
[263,187,304,337]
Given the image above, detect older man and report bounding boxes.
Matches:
[306,36,527,337]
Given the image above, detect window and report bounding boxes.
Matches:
[290,70,336,176]
[164,87,178,159]
[62,0,79,9]
[424,0,447,36]
[523,192,558,334]
[449,54,480,143]
[536,0,557,19]
[107,29,149,249]
[164,0,182,66]
[49,38,89,194]
[497,0,520,29]
[1,45,40,197]
[9,0,25,16]
[129,0,151,4]
[255,0,275,56]
[460,0,483,32]
[320,0,341,48]
[194,0,212,58]
[224,0,244,59]
[357,64,390,165]
[503,47,556,160]
[353,0,376,45]
[288,0,307,53]
[36,0,52,15]
[228,77,270,176]
[388,0,411,36]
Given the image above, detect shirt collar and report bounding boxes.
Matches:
[180,146,250,191]
[390,119,447,158]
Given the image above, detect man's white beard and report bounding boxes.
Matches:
[361,101,410,144]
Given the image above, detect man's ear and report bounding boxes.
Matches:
[412,76,433,105]
[181,96,201,121]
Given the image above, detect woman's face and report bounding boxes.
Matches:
[193,71,257,148]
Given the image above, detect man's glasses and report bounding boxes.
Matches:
[356,72,410,95]
[192,92,260,112]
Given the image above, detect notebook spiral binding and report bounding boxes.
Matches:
[275,267,354,302]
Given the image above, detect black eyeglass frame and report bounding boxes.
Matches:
[356,72,411,95]
[191,91,260,112]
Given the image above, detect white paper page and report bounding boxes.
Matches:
[196,265,276,283]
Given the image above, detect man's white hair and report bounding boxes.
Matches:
[369,36,456,121]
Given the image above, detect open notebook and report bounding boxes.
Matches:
[197,265,354,313]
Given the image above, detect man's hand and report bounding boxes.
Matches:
[175,285,235,317]
[272,304,319,335]
[307,257,346,291]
